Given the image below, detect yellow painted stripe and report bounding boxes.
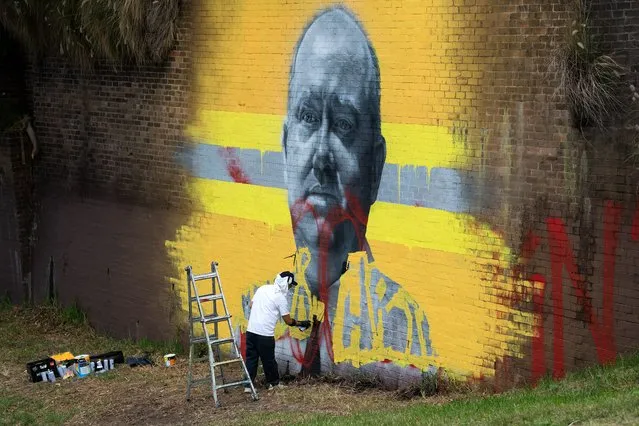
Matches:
[186,110,472,170]
[188,178,510,258]
[189,0,483,126]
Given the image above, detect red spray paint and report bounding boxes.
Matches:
[530,273,546,384]
[517,201,623,383]
[287,191,370,371]
[546,201,620,369]
[631,203,639,241]
[220,147,251,184]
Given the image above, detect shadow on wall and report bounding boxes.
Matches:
[27,5,194,343]
[31,196,189,342]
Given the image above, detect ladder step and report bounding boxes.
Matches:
[190,336,235,346]
[192,272,218,281]
[216,380,251,391]
[213,358,242,367]
[192,314,231,324]
[191,293,223,303]
[210,337,235,346]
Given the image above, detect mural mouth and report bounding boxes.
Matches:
[305,186,341,208]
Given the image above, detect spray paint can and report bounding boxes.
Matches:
[163,354,176,367]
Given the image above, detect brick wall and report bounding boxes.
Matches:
[26,3,193,341]
[23,0,639,389]
[0,33,32,303]
[0,133,22,303]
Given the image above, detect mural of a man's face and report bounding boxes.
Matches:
[283,8,386,296]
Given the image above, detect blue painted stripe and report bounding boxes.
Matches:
[178,141,477,213]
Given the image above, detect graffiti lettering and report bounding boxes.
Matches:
[523,200,623,381]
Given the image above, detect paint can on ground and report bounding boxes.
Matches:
[163,354,176,367]
[75,357,91,378]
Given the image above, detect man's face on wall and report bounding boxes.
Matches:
[283,13,385,295]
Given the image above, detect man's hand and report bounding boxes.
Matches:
[297,320,311,329]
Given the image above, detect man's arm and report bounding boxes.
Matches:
[282,314,296,326]
[277,294,311,328]
[282,314,311,328]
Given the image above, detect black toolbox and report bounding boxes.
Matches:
[26,357,58,382]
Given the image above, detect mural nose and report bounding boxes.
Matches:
[312,132,335,185]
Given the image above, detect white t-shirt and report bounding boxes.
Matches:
[246,284,290,337]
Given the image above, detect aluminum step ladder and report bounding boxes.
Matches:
[185,261,258,406]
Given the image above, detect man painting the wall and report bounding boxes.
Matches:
[244,271,311,391]
[240,6,435,384]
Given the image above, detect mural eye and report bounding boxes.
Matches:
[335,118,353,133]
[301,110,319,125]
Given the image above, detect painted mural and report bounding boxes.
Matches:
[167,3,536,382]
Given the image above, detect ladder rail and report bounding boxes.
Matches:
[186,266,194,401]
[186,266,219,405]
[209,263,224,389]
[194,272,219,406]
[212,262,257,394]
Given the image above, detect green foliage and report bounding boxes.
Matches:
[551,0,625,130]
[0,0,180,69]
[59,302,88,326]
[135,337,184,356]
[0,293,12,310]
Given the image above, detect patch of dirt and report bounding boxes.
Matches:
[1,306,444,425]
[5,359,422,425]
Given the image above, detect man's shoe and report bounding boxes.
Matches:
[267,383,286,390]
[244,387,252,393]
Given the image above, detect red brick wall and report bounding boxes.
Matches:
[26,4,193,341]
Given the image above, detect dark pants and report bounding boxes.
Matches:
[245,331,279,386]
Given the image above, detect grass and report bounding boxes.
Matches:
[1,304,638,425]
[295,356,639,426]
[299,364,639,425]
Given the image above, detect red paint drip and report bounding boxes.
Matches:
[530,273,547,385]
[547,218,566,379]
[632,203,639,241]
[522,230,541,260]
[240,331,247,360]
[220,147,251,184]
[287,191,370,370]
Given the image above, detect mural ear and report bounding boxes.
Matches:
[370,134,386,203]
